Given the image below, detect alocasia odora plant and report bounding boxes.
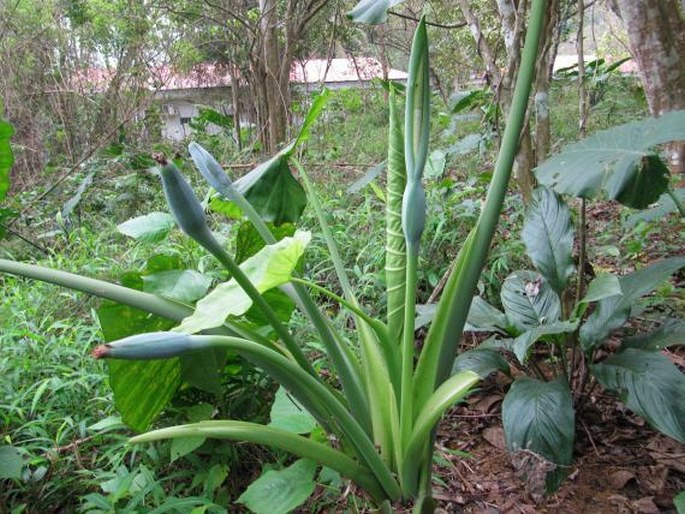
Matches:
[0,2,546,510]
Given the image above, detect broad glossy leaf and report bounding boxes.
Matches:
[535,111,685,208]
[0,445,22,479]
[592,348,685,443]
[464,296,510,333]
[580,273,622,304]
[624,318,685,351]
[142,270,212,303]
[346,0,405,24]
[237,459,317,514]
[512,321,579,364]
[233,151,306,225]
[452,348,510,379]
[501,271,561,332]
[117,212,175,242]
[176,231,310,333]
[0,118,14,201]
[269,386,317,434]
[522,188,574,293]
[502,377,574,492]
[97,302,179,431]
[580,257,685,350]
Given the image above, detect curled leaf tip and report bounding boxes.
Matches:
[91,345,111,359]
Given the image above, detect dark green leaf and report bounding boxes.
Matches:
[674,491,685,514]
[624,319,685,351]
[502,377,575,492]
[580,257,685,350]
[512,321,579,364]
[452,348,510,379]
[295,89,330,146]
[117,212,175,242]
[591,348,685,443]
[346,0,405,24]
[522,188,574,293]
[580,273,622,304]
[501,271,561,332]
[97,302,178,431]
[233,153,306,225]
[237,459,317,514]
[464,296,510,334]
[0,118,14,201]
[535,111,685,208]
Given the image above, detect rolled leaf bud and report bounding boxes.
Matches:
[187,142,235,196]
[92,331,207,360]
[404,16,430,184]
[153,153,223,256]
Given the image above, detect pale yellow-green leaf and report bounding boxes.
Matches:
[176,231,311,333]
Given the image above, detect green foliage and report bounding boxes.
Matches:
[459,185,685,493]
[536,110,685,208]
[502,377,574,492]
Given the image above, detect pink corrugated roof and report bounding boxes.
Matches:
[72,58,407,93]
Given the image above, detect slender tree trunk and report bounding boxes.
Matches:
[613,0,685,174]
[260,0,288,153]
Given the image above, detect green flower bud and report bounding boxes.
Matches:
[92,331,207,360]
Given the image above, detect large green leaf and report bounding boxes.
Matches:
[346,0,405,24]
[176,231,310,333]
[464,296,511,334]
[625,188,685,227]
[501,271,561,333]
[222,91,329,225]
[580,257,685,350]
[591,348,685,443]
[237,459,317,514]
[512,321,579,364]
[97,302,179,431]
[117,212,175,242]
[522,188,574,293]
[452,348,510,379]
[623,318,685,351]
[0,117,14,201]
[535,111,685,208]
[502,377,575,492]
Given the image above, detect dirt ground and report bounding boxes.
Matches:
[429,355,685,514]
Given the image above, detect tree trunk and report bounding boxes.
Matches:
[260,0,288,154]
[614,0,685,174]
